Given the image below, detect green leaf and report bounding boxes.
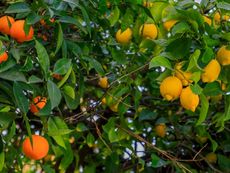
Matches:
[84,57,105,76]
[47,129,73,136]
[48,117,66,149]
[191,83,203,95]
[13,82,29,113]
[28,75,43,84]
[0,136,3,153]
[186,49,202,72]
[0,112,16,128]
[108,6,120,26]
[201,47,214,63]
[86,133,95,147]
[59,15,87,34]
[54,23,64,55]
[47,80,62,109]
[53,58,72,75]
[4,121,16,142]
[218,154,230,172]
[196,93,209,126]
[0,152,4,171]
[151,153,170,168]
[35,40,50,80]
[138,109,158,121]
[0,68,26,82]
[5,2,31,13]
[171,22,190,35]
[149,56,172,70]
[203,82,222,96]
[165,37,192,58]
[26,12,41,25]
[217,2,230,11]
[76,123,88,132]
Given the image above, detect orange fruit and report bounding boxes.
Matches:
[10,20,34,43]
[0,51,8,64]
[52,73,63,80]
[0,16,15,35]
[98,77,109,89]
[30,96,47,114]
[22,135,49,160]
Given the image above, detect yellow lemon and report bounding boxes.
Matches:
[205,153,217,164]
[155,124,166,138]
[201,59,221,83]
[139,23,158,39]
[203,15,212,25]
[214,12,221,24]
[115,28,132,44]
[180,86,199,112]
[160,76,183,101]
[143,1,154,8]
[174,63,193,86]
[98,77,109,89]
[163,19,178,31]
[216,46,230,65]
[109,102,119,112]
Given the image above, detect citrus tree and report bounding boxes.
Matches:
[0,0,230,172]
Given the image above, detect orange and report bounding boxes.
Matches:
[10,20,34,43]
[0,51,8,64]
[0,16,15,35]
[52,73,63,80]
[30,96,47,114]
[22,135,49,160]
[98,77,109,89]
[155,124,166,138]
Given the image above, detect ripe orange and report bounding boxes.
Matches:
[0,51,8,64]
[52,73,63,80]
[22,135,49,160]
[30,96,47,114]
[10,20,34,43]
[0,16,15,35]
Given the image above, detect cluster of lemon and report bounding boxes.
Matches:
[115,23,158,44]
[160,46,229,112]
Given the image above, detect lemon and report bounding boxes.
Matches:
[205,153,217,164]
[160,76,183,101]
[98,77,109,89]
[174,63,193,86]
[155,123,166,138]
[115,28,132,44]
[203,15,212,25]
[216,46,230,66]
[139,23,158,39]
[201,59,221,83]
[163,19,178,31]
[180,86,199,112]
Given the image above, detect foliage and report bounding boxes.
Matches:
[0,0,230,172]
